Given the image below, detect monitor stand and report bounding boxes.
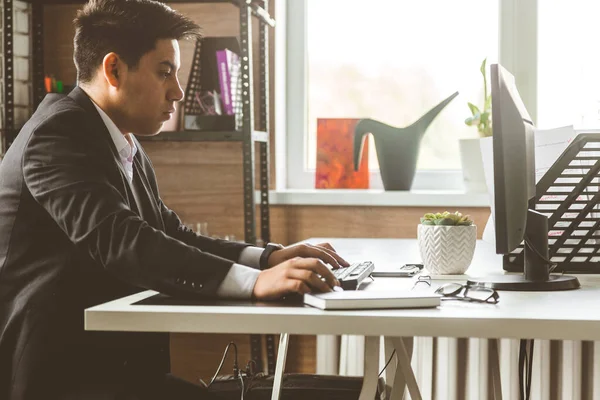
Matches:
[467,210,580,291]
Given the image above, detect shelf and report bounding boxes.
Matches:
[23,0,232,4]
[137,130,268,143]
[24,0,276,26]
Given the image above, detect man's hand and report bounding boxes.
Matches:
[252,257,341,301]
[267,242,350,270]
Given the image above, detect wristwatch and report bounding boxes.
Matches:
[259,242,284,270]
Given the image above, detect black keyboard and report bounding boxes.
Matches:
[333,261,375,290]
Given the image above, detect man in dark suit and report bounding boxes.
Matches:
[0,0,347,398]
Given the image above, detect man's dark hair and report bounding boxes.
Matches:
[74,0,202,83]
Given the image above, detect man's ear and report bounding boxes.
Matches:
[102,52,122,88]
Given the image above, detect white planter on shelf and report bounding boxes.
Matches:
[459,138,488,193]
[417,224,477,275]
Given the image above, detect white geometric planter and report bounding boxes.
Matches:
[417,224,477,275]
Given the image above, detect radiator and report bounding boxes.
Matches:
[317,336,598,400]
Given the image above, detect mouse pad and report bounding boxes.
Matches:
[134,292,304,307]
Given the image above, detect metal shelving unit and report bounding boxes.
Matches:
[2,0,275,374]
[139,129,269,143]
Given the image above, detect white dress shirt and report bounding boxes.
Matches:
[90,100,262,299]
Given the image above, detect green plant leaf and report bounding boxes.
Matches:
[465,116,479,126]
[484,95,492,111]
[468,102,480,116]
[420,211,474,226]
[481,58,489,114]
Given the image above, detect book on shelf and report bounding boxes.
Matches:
[303,290,441,310]
[183,37,241,131]
[216,48,241,116]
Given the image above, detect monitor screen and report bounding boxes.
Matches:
[491,63,536,254]
[468,64,579,291]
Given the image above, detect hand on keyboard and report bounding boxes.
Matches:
[253,241,351,300]
[253,257,342,301]
[264,242,350,270]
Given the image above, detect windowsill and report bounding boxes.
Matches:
[259,189,491,207]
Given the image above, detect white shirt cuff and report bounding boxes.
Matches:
[216,263,261,299]
[238,246,264,269]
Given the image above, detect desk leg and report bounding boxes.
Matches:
[389,337,421,400]
[271,333,289,400]
[359,336,380,400]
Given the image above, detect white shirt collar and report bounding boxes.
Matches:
[90,99,137,182]
[90,101,135,155]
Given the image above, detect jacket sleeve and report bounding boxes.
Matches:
[158,200,251,262]
[23,110,232,298]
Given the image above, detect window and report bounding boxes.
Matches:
[306,0,498,172]
[280,0,499,190]
[537,0,600,129]
[276,0,595,191]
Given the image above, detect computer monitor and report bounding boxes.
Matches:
[467,64,580,291]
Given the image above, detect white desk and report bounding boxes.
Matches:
[85,238,600,399]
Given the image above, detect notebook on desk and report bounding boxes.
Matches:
[303,290,441,310]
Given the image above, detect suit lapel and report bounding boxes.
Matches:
[67,87,165,231]
[131,152,165,232]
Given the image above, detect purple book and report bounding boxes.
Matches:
[216,49,234,115]
[228,51,241,117]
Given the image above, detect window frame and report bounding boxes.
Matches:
[274,0,537,191]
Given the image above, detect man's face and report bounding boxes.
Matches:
[114,39,184,136]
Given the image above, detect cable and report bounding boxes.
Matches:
[526,340,534,400]
[206,342,239,388]
[523,234,557,272]
[245,359,258,377]
[519,339,535,400]
[239,372,245,400]
[378,350,396,377]
[519,339,525,400]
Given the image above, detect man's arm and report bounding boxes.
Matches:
[157,200,255,262]
[23,111,236,298]
[157,201,264,298]
[157,199,264,267]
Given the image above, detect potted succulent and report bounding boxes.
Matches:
[417,211,477,275]
[460,58,492,193]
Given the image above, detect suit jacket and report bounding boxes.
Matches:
[0,87,250,399]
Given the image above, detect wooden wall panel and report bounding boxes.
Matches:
[144,141,246,239]
[273,206,491,244]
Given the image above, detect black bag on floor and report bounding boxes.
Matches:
[207,373,384,400]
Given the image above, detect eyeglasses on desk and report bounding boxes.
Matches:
[413,275,500,304]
